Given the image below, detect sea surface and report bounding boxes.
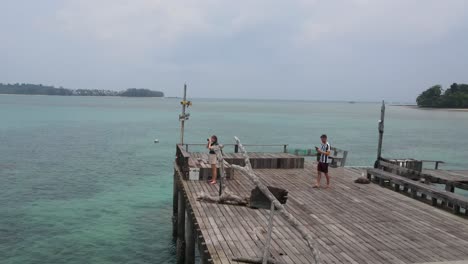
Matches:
[1,95,468,264]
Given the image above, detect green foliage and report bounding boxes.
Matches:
[0,83,164,97]
[0,83,74,95]
[416,83,468,108]
[119,88,164,97]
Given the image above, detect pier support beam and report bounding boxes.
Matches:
[185,210,195,264]
[445,183,455,192]
[173,171,179,239]
[445,184,454,207]
[431,197,438,206]
[177,190,186,264]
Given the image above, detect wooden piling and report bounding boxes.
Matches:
[185,210,195,264]
[177,189,186,264]
[173,171,179,238]
[376,100,385,166]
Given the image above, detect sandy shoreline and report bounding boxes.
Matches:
[393,105,468,112]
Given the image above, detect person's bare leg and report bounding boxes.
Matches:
[325,173,330,188]
[314,171,321,188]
[211,164,217,184]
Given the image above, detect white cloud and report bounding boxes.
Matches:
[53,0,468,57]
[296,0,468,45]
[55,0,215,57]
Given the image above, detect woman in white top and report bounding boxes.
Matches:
[207,135,219,185]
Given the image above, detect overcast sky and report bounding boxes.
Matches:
[1,0,468,101]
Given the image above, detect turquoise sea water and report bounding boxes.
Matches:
[1,95,468,264]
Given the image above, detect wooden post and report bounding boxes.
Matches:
[283,144,287,153]
[180,84,188,145]
[341,151,348,167]
[177,190,186,264]
[445,183,454,207]
[378,178,385,186]
[235,144,239,153]
[375,101,385,168]
[185,210,195,264]
[262,202,276,264]
[431,197,438,206]
[173,171,179,238]
[394,184,400,192]
[445,183,454,192]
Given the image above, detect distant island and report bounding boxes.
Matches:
[0,83,164,97]
[416,83,468,108]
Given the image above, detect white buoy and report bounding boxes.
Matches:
[154,139,159,143]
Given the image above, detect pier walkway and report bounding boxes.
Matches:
[173,153,468,264]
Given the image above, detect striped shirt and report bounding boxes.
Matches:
[319,142,331,163]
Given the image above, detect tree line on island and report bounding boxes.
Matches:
[0,83,164,97]
[417,83,468,108]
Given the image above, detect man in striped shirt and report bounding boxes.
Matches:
[313,134,331,189]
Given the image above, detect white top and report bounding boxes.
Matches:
[319,142,331,163]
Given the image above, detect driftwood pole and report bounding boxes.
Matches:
[232,137,320,264]
[262,202,276,264]
[212,145,226,196]
[375,100,385,168]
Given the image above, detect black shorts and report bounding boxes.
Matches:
[317,162,329,173]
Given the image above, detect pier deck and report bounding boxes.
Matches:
[174,158,468,264]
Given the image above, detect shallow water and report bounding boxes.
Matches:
[1,95,467,263]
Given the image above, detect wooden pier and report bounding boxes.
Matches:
[172,147,468,264]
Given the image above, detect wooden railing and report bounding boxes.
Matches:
[289,146,349,167]
[421,160,445,170]
[381,158,445,171]
[181,143,289,153]
[176,144,191,179]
